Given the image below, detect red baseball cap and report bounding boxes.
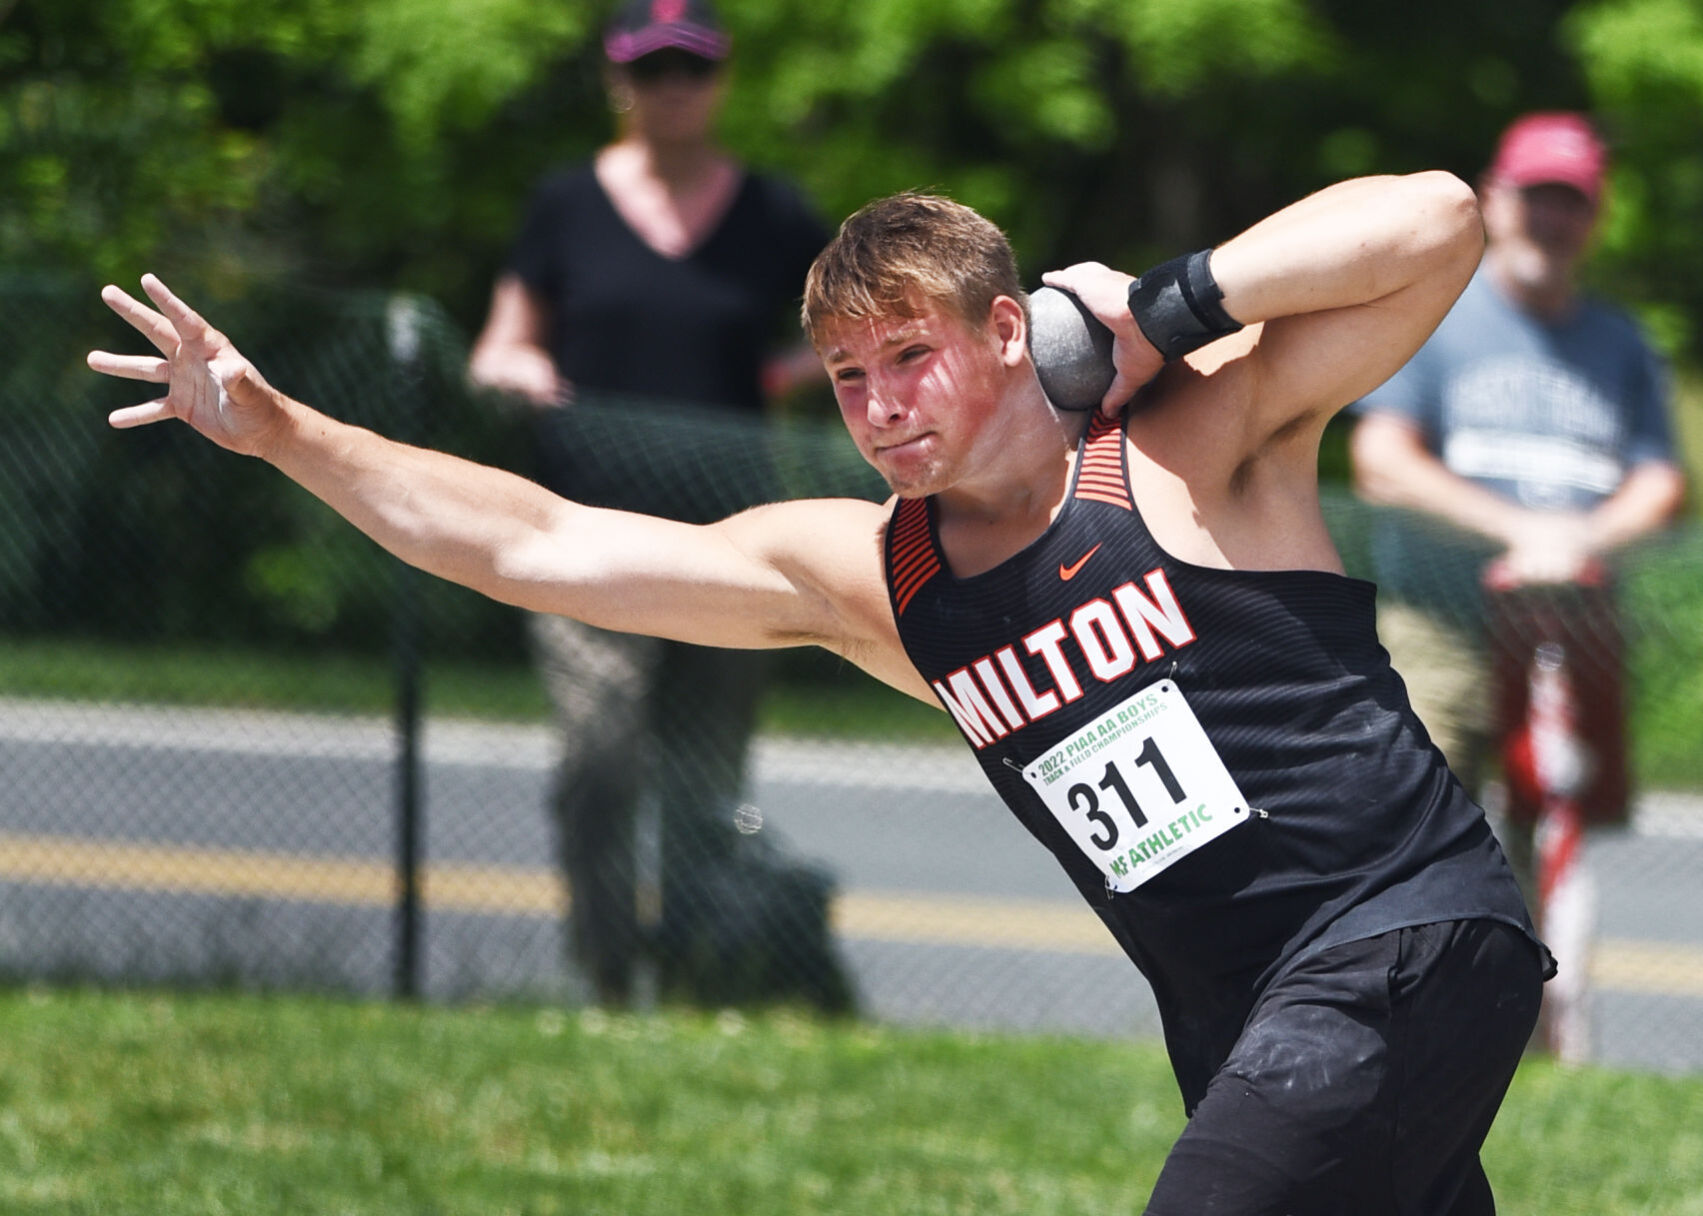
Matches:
[604,0,730,64]
[1488,112,1607,203]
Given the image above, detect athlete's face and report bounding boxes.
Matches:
[818,297,1027,498]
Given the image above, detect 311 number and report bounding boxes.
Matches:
[1064,738,1185,850]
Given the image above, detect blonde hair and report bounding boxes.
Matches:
[802,192,1025,346]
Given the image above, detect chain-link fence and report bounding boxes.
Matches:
[4,278,1701,1072]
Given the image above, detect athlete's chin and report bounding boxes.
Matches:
[870,447,952,498]
[887,481,933,500]
[878,462,952,499]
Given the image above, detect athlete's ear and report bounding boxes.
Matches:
[990,294,1028,367]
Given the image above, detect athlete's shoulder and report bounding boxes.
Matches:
[729,496,928,698]
[740,494,891,532]
[723,497,892,597]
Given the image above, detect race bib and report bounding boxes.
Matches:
[1022,680,1250,893]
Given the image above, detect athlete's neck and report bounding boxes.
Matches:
[933,403,1086,578]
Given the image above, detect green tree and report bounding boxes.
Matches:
[1,0,596,306]
[7,0,1699,654]
[5,0,1609,331]
[1567,0,1703,355]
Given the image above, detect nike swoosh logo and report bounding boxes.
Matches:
[1059,544,1102,581]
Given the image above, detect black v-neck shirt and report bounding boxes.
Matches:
[508,164,828,414]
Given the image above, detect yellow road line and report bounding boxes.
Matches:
[833,890,1118,955]
[0,832,559,915]
[1,832,1700,997]
[1591,941,1703,999]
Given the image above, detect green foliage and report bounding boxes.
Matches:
[1622,528,1703,786]
[9,2,1703,682]
[18,0,1684,340]
[1,0,601,308]
[341,0,588,145]
[1567,0,1703,361]
[1092,0,1333,95]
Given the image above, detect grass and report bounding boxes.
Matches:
[0,636,549,720]
[0,636,962,744]
[0,987,1699,1216]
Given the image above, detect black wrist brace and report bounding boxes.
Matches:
[1126,249,1243,360]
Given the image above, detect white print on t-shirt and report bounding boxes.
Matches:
[1443,432,1622,501]
[1440,355,1627,510]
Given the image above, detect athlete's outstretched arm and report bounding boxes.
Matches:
[89,276,926,697]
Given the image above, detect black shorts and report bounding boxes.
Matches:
[1145,919,1545,1216]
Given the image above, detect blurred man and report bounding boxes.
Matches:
[1351,113,1686,896]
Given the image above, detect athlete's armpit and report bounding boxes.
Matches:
[719,498,934,701]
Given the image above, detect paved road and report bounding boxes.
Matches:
[2,699,1699,1072]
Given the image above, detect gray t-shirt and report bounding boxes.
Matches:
[1354,266,1675,619]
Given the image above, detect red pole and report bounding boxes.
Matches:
[1526,640,1595,1062]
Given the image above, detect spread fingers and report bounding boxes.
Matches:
[86,351,170,383]
[106,400,175,430]
[100,283,179,355]
[139,274,219,346]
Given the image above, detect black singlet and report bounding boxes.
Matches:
[886,413,1548,1099]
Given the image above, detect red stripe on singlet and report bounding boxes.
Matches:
[888,497,940,615]
[1073,413,1132,509]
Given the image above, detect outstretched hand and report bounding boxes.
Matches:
[87,274,286,458]
[1041,262,1164,417]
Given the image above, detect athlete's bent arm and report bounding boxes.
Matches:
[1047,172,1482,447]
[89,275,926,698]
[1210,171,1484,432]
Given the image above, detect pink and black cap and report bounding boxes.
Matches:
[604,0,731,64]
[1488,112,1608,205]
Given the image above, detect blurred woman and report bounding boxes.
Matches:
[468,0,838,1010]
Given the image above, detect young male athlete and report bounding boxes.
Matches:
[90,169,1550,1214]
